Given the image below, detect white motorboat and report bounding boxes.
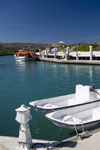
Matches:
[46,100,100,133]
[29,84,100,113]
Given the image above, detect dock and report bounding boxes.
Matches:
[39,57,100,65]
[37,46,100,65]
[52,128,100,150]
[1,128,100,150]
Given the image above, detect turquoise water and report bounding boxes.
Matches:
[0,56,100,140]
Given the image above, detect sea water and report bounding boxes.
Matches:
[0,55,100,140]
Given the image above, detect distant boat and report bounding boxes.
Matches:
[45,100,100,133]
[29,84,100,113]
[14,50,36,61]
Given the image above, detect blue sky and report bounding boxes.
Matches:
[0,0,100,44]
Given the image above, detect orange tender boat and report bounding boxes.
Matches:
[14,50,36,61]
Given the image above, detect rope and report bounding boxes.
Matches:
[81,122,84,133]
[90,85,100,96]
[94,90,100,97]
[74,123,78,136]
[73,120,86,138]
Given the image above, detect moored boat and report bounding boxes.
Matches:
[45,100,100,133]
[29,84,100,113]
[14,50,36,61]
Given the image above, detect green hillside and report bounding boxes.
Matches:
[70,43,100,52]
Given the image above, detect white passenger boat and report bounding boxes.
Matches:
[29,84,100,113]
[46,101,100,132]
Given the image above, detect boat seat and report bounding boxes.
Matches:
[63,115,82,123]
[44,103,52,107]
[63,115,72,121]
[43,103,56,109]
[63,115,82,124]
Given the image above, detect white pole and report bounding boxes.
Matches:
[39,49,41,57]
[66,46,69,56]
[54,48,57,59]
[76,52,79,60]
[65,52,68,60]
[90,46,93,61]
[45,49,48,58]
[42,52,44,58]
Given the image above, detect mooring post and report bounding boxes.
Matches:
[66,46,69,56]
[76,52,79,60]
[39,49,41,57]
[65,52,68,60]
[45,48,48,58]
[66,46,70,60]
[54,48,57,59]
[90,45,93,61]
[15,104,32,150]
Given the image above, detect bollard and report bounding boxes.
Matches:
[90,46,93,61]
[65,52,68,60]
[54,48,57,59]
[66,47,69,56]
[15,104,32,150]
[45,49,48,58]
[76,52,79,60]
[39,49,41,57]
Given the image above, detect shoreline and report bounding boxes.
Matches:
[0,53,14,56]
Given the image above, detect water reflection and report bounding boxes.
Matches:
[15,60,34,72]
[89,66,93,83]
[63,65,95,86]
[15,60,26,72]
[37,62,95,87]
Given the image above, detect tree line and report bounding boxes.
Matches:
[0,43,52,55]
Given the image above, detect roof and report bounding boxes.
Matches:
[16,51,29,54]
[16,104,30,112]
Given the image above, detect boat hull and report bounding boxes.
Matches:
[50,118,100,133]
[46,101,100,132]
[14,51,36,61]
[30,86,100,114]
[15,56,36,61]
[31,99,100,114]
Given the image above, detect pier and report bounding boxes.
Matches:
[0,104,100,150]
[0,128,100,150]
[37,46,100,65]
[39,57,100,65]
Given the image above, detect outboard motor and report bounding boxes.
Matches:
[90,85,94,92]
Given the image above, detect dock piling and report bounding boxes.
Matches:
[76,52,79,60]
[66,46,69,56]
[90,46,93,61]
[45,48,48,58]
[65,52,68,60]
[39,49,42,57]
[54,48,57,59]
